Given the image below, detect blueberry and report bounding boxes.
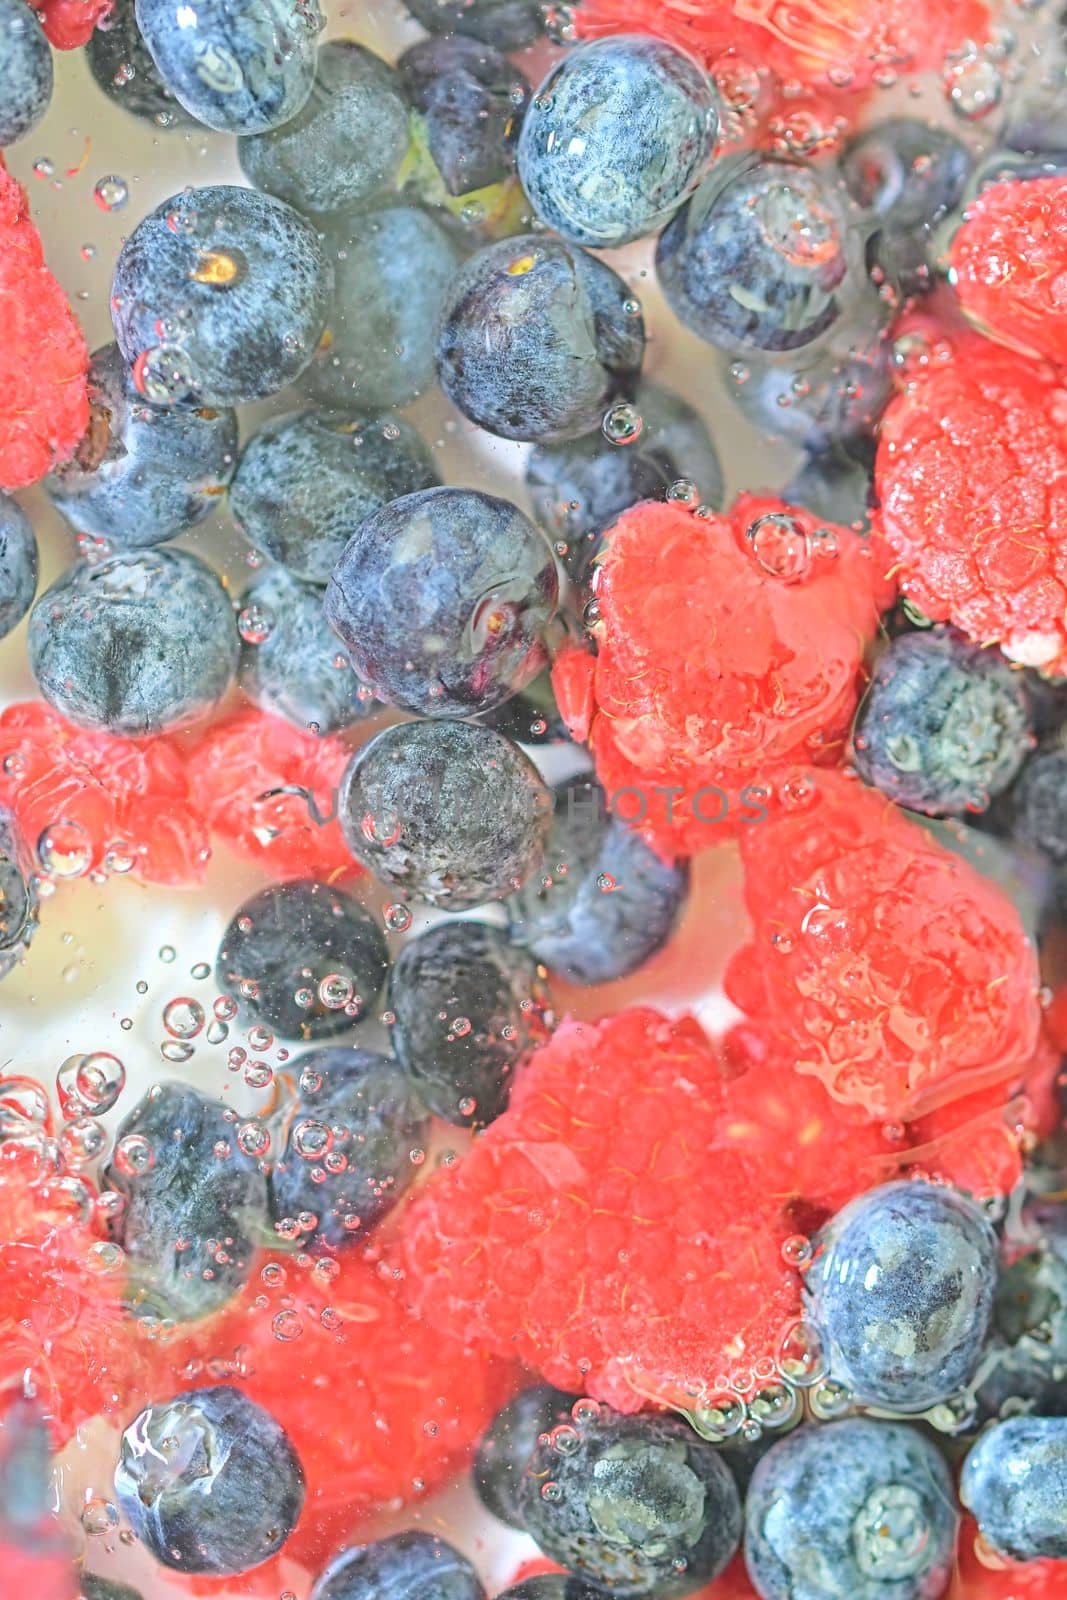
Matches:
[302,203,461,411]
[852,628,1033,817]
[112,185,332,407]
[657,152,854,353]
[102,1081,269,1322]
[519,37,718,249]
[134,0,320,134]
[843,118,972,297]
[230,407,438,587]
[802,1179,998,1413]
[238,565,371,734]
[86,0,194,127]
[1009,744,1067,863]
[217,879,389,1043]
[517,1406,741,1597]
[728,320,893,456]
[0,492,38,639]
[0,807,38,980]
[474,1385,579,1528]
[783,447,873,531]
[526,380,724,585]
[507,775,689,985]
[0,0,53,147]
[81,1577,145,1600]
[114,1386,304,1575]
[28,548,238,736]
[399,35,529,200]
[339,720,551,909]
[239,41,410,218]
[310,1531,485,1600]
[400,0,543,50]
[388,920,546,1127]
[496,1584,606,1600]
[324,486,559,718]
[962,1416,1067,1560]
[976,1241,1067,1419]
[436,234,645,443]
[45,344,238,549]
[744,1419,958,1600]
[268,1046,428,1247]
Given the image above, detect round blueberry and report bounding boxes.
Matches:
[508,775,689,985]
[744,1419,958,1600]
[0,0,52,147]
[496,1586,606,1600]
[28,548,238,736]
[657,152,853,353]
[111,185,332,407]
[339,720,551,910]
[388,919,546,1127]
[517,1406,741,1597]
[975,1240,1067,1420]
[239,41,410,217]
[216,879,389,1042]
[1010,744,1067,863]
[0,493,38,640]
[803,1179,998,1413]
[268,1047,428,1248]
[399,34,529,200]
[436,234,646,443]
[46,343,237,549]
[519,37,718,249]
[102,1081,269,1322]
[474,1385,579,1529]
[783,447,873,531]
[115,1386,304,1575]
[843,118,972,298]
[302,203,461,412]
[310,1531,486,1600]
[962,1416,1067,1560]
[0,807,37,981]
[399,0,543,50]
[728,321,893,455]
[853,628,1033,816]
[134,0,321,134]
[86,0,194,127]
[237,565,371,735]
[324,486,559,718]
[81,1576,145,1600]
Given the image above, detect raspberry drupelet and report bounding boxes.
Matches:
[37,0,112,47]
[950,177,1067,367]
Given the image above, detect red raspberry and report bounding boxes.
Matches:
[186,709,358,883]
[951,178,1067,367]
[876,334,1067,672]
[38,0,111,46]
[0,165,88,491]
[0,702,209,888]
[551,497,894,858]
[724,769,1042,1124]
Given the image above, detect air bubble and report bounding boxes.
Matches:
[745,512,811,582]
[689,1390,746,1441]
[163,997,205,1039]
[272,1310,303,1341]
[602,402,643,445]
[238,602,275,644]
[945,55,1002,119]
[160,1040,195,1063]
[113,1133,155,1177]
[94,175,129,210]
[237,1122,271,1158]
[37,819,92,879]
[293,1119,333,1160]
[777,1318,827,1387]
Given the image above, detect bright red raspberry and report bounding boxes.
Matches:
[38,0,111,46]
[951,178,1067,367]
[0,702,209,888]
[0,165,88,490]
[725,769,1042,1124]
[187,709,358,883]
[876,334,1067,673]
[551,497,894,858]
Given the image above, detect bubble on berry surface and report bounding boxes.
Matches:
[104,839,138,875]
[689,1388,746,1441]
[244,1060,273,1089]
[238,602,275,645]
[298,1065,323,1095]
[237,1122,270,1158]
[777,1318,828,1387]
[247,1024,274,1051]
[750,1382,799,1429]
[292,1119,332,1161]
[809,1376,853,1419]
[319,973,353,1009]
[113,1132,155,1177]
[757,178,840,267]
[272,1309,303,1341]
[37,819,92,879]
[745,512,812,582]
[135,344,197,404]
[162,997,205,1039]
[602,402,643,445]
[781,1234,812,1266]
[80,1495,120,1537]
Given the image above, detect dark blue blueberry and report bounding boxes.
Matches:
[0,806,38,981]
[102,1081,269,1322]
[134,0,321,133]
[0,492,38,639]
[518,37,718,249]
[1009,744,1067,863]
[728,321,893,455]
[783,447,873,531]
[526,380,724,585]
[81,1576,145,1600]
[436,234,646,443]
[388,919,546,1127]
[302,203,461,411]
[215,879,389,1042]
[399,34,528,200]
[843,118,973,297]
[495,1583,606,1600]
[45,344,237,549]
[802,1179,998,1413]
[310,1531,485,1600]
[744,1419,958,1600]
[962,1416,1067,1560]
[474,1385,578,1528]
[508,775,689,985]
[28,548,238,736]
[852,628,1033,817]
[268,1046,428,1248]
[0,0,52,147]
[86,0,194,127]
[324,486,559,718]
[230,407,438,587]
[114,1386,304,1575]
[238,565,371,734]
[517,1405,741,1597]
[339,720,551,909]
[400,0,543,49]
[238,41,410,217]
[976,1241,1067,1420]
[657,152,854,353]
[112,185,332,407]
